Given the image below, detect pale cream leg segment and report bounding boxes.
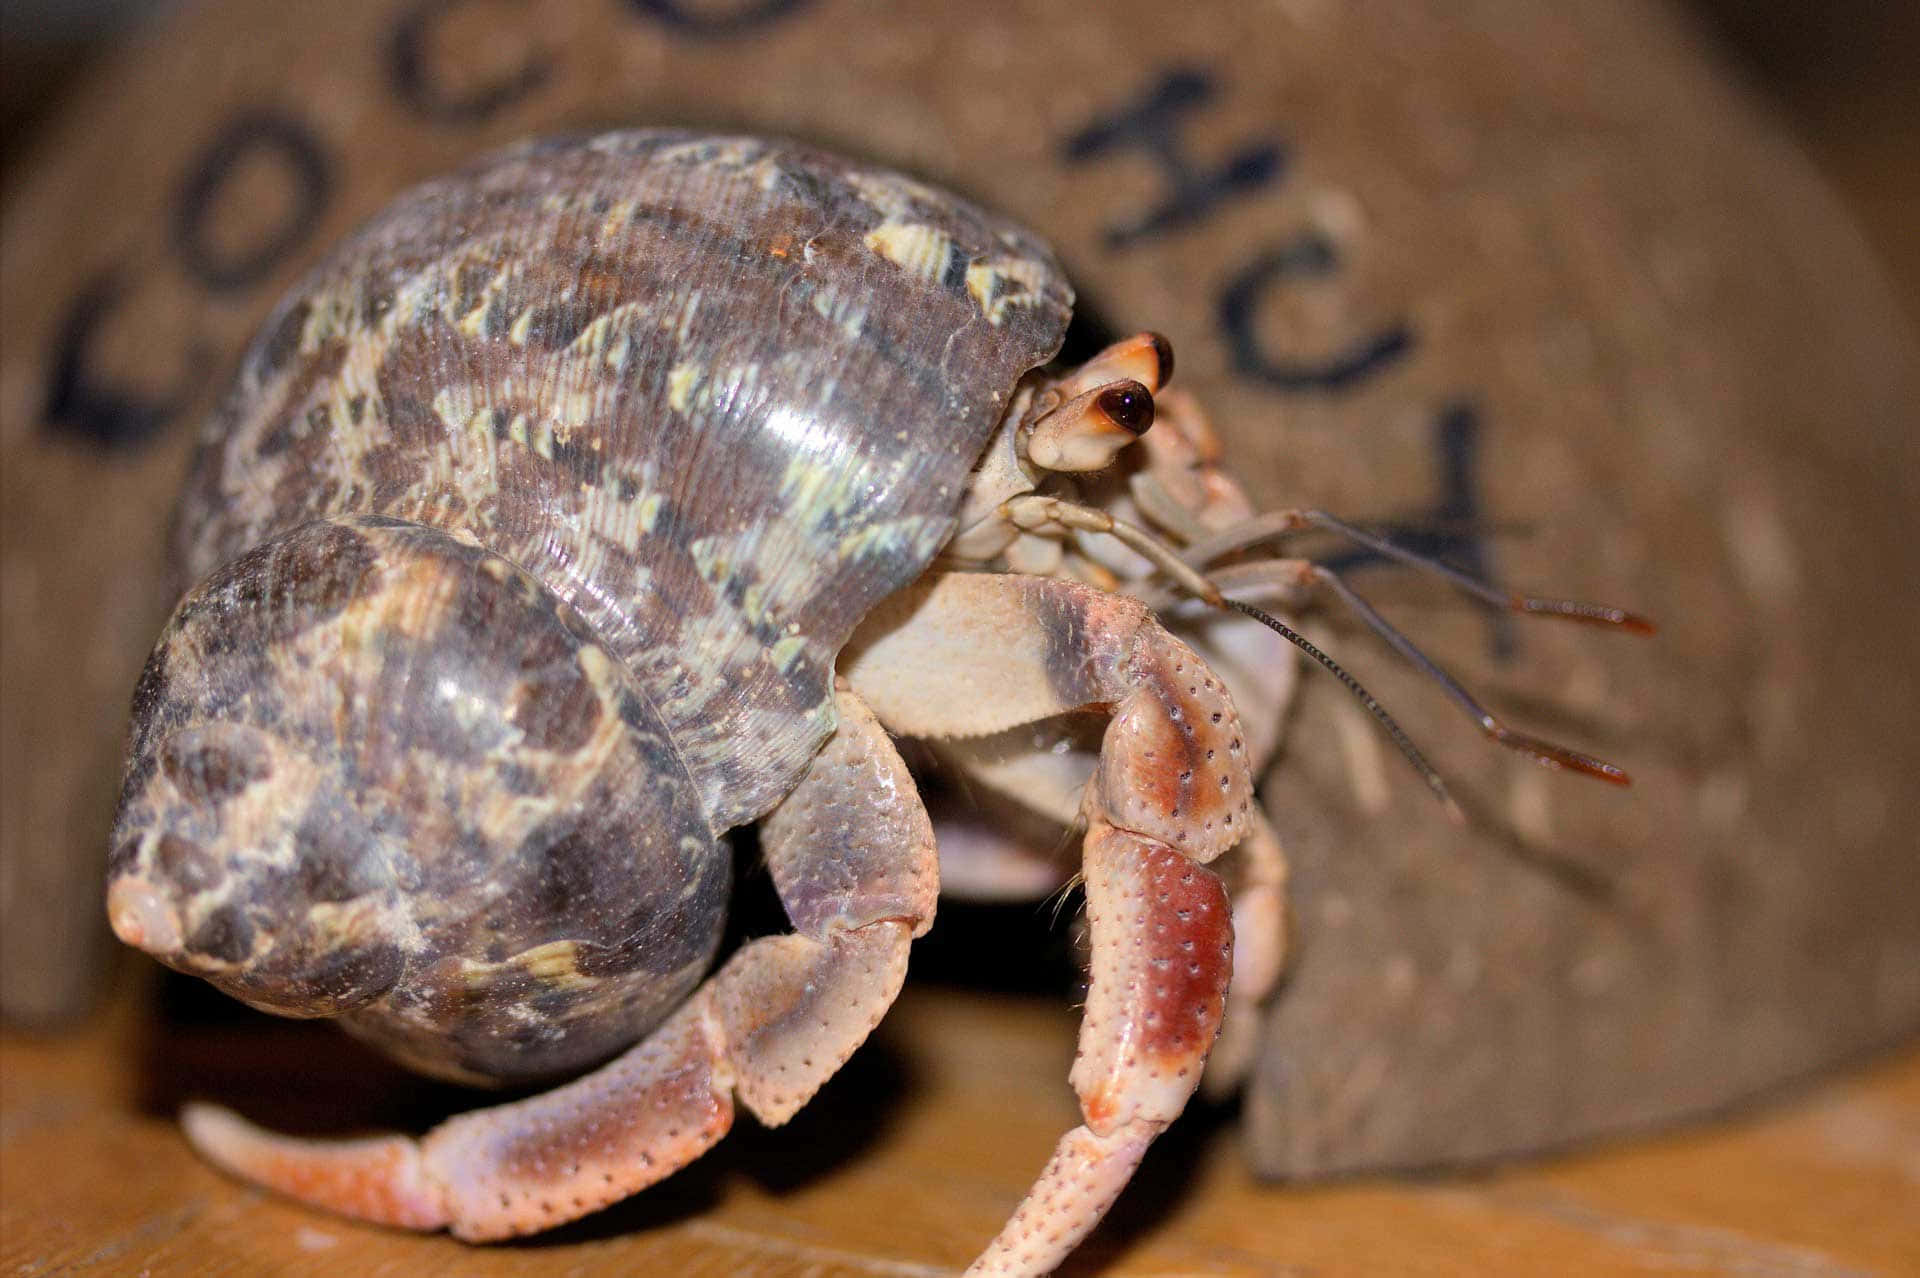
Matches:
[845,571,1249,1275]
[184,683,937,1241]
[1203,806,1289,1097]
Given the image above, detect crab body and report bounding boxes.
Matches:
[107,131,1298,1275]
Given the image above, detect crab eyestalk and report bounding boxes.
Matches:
[1020,331,1176,473]
[1024,378,1157,470]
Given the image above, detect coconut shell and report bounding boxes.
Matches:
[2,0,1914,1174]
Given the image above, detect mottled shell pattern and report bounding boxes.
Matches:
[108,131,1072,1084]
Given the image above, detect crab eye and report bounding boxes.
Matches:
[1096,381,1155,435]
[1025,378,1155,471]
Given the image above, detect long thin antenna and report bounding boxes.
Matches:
[1185,508,1656,636]
[1002,492,1642,812]
[1309,567,1631,785]
[1223,598,1464,823]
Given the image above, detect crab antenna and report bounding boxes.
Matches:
[999,492,1629,806]
[1309,566,1632,786]
[1185,508,1656,636]
[1222,598,1464,823]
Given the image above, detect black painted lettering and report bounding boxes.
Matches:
[624,0,811,35]
[389,0,551,123]
[1064,68,1285,247]
[1322,402,1516,660]
[172,111,332,293]
[1218,233,1414,393]
[41,272,209,450]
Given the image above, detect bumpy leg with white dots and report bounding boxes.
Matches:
[845,571,1248,1275]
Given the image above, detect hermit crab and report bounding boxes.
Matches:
[105,130,1646,1274]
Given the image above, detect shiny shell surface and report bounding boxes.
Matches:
[174,130,1073,832]
[114,514,728,1083]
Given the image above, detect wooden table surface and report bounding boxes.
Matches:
[4,970,1916,1276]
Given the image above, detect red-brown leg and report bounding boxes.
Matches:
[845,571,1251,1274]
[967,822,1232,1274]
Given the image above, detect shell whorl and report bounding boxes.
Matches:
[108,516,728,1084]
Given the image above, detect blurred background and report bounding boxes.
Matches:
[5,0,1913,309]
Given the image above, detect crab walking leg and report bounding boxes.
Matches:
[845,572,1250,1275]
[183,683,937,1242]
[964,821,1234,1276]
